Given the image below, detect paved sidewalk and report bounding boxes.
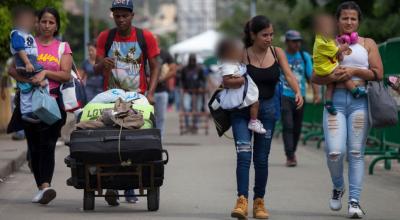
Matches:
[0,134,27,180]
[0,112,399,220]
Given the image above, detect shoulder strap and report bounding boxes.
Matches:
[270,46,279,64]
[136,27,148,62]
[246,48,251,65]
[105,28,117,58]
[58,42,66,60]
[299,50,310,80]
[135,27,149,90]
[136,27,149,77]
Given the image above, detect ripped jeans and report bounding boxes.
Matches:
[231,98,276,199]
[323,88,369,202]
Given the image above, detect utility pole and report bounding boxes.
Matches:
[250,0,257,17]
[84,0,90,59]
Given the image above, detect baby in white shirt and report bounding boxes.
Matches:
[216,38,266,134]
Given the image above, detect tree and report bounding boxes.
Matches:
[0,0,67,65]
[63,13,109,65]
[218,0,400,51]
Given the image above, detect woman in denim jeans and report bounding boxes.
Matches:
[228,16,303,219]
[312,2,383,218]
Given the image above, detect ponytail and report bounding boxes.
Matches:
[242,15,271,48]
[243,21,252,48]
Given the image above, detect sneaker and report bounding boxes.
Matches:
[348,201,365,219]
[248,120,266,134]
[38,188,56,205]
[351,87,367,99]
[325,101,337,115]
[32,190,43,203]
[11,130,25,140]
[253,198,270,219]
[124,189,139,203]
[105,190,119,206]
[329,188,345,211]
[286,156,297,167]
[231,195,248,219]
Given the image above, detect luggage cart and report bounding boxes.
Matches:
[65,128,168,211]
[65,151,168,211]
[178,89,209,135]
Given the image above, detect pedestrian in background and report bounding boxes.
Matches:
[180,53,205,133]
[281,30,319,167]
[154,37,176,137]
[82,41,103,102]
[312,1,383,218]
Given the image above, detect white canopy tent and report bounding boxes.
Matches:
[169,30,222,59]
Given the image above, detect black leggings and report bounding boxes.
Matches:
[281,96,304,159]
[24,115,65,188]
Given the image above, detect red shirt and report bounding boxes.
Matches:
[96,27,160,93]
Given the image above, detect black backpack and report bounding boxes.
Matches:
[103,27,148,90]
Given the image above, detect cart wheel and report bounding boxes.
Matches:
[83,190,95,211]
[147,187,160,211]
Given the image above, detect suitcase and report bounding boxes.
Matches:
[68,128,162,164]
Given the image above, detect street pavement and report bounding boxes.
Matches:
[0,112,399,220]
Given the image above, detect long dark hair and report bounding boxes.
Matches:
[335,1,362,21]
[243,15,271,48]
[37,7,61,36]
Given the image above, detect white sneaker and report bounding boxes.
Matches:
[32,190,43,203]
[348,201,365,219]
[329,188,345,211]
[38,188,56,205]
[248,120,266,134]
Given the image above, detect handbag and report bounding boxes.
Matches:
[208,87,231,137]
[32,87,62,125]
[367,71,398,128]
[58,42,87,112]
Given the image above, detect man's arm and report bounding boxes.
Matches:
[146,56,160,104]
[94,56,115,76]
[161,63,177,82]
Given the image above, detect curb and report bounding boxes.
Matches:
[0,149,27,180]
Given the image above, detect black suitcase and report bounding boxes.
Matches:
[65,128,168,211]
[68,128,162,164]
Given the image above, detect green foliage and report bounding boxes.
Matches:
[0,0,67,65]
[158,32,177,49]
[63,13,109,66]
[218,0,400,51]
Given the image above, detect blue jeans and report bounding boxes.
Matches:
[231,98,276,199]
[154,91,169,137]
[323,88,369,202]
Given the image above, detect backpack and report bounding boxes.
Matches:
[103,27,148,91]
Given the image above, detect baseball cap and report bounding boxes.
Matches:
[110,0,134,12]
[285,30,303,41]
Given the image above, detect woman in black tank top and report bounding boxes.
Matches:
[224,15,303,219]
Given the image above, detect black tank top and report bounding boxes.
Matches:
[246,47,281,99]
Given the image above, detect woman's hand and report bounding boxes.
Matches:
[335,66,356,79]
[295,93,304,109]
[31,70,47,85]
